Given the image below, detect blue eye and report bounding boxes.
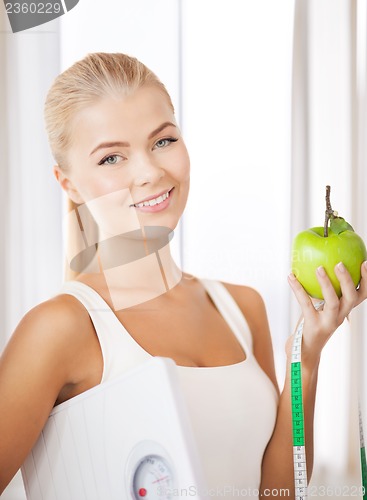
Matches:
[98,154,123,166]
[155,137,178,149]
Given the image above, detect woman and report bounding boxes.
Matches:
[0,52,366,498]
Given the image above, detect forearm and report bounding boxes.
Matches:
[260,355,320,498]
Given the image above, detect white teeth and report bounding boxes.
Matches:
[134,190,170,208]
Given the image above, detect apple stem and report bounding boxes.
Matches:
[324,185,333,237]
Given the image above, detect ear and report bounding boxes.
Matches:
[53,165,84,205]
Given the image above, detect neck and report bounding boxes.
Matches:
[74,227,183,311]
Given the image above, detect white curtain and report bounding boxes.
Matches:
[0,11,63,500]
[180,0,295,382]
[0,15,64,349]
[292,0,367,490]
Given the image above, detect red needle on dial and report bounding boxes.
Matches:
[152,475,169,484]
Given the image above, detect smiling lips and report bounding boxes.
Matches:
[131,188,173,212]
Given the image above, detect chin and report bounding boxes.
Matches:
[140,221,178,237]
[138,212,182,232]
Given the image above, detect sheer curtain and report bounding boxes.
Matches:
[180,0,295,381]
[0,10,63,499]
[292,0,367,491]
[0,8,63,500]
[0,15,64,352]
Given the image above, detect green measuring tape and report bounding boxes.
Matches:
[291,317,308,500]
[291,307,367,500]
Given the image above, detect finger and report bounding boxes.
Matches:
[355,260,367,307]
[334,262,358,316]
[315,266,340,315]
[288,273,318,320]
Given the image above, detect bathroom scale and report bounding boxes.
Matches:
[21,357,206,499]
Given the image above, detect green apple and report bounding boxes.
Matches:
[291,187,367,299]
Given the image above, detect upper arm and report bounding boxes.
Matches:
[0,297,90,493]
[222,282,279,394]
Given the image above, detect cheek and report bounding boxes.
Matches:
[171,146,190,183]
[81,188,141,238]
[76,172,130,202]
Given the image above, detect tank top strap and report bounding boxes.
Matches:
[58,280,122,326]
[56,280,138,382]
[199,279,254,356]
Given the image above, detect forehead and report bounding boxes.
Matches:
[71,86,175,149]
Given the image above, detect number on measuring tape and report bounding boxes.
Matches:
[291,301,365,500]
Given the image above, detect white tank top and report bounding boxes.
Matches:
[59,278,278,496]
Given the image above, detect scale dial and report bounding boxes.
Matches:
[126,442,176,500]
[132,454,174,499]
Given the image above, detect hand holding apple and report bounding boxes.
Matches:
[291,186,367,299]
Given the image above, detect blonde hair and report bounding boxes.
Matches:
[44,52,174,280]
[45,52,174,170]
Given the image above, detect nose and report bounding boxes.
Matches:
[132,153,165,187]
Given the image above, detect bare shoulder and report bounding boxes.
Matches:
[220,282,268,337]
[220,281,279,392]
[0,292,99,402]
[19,292,92,337]
[5,293,94,366]
[0,293,100,493]
[6,291,102,389]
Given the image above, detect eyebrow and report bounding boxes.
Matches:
[90,141,129,156]
[148,121,177,139]
[89,121,177,156]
